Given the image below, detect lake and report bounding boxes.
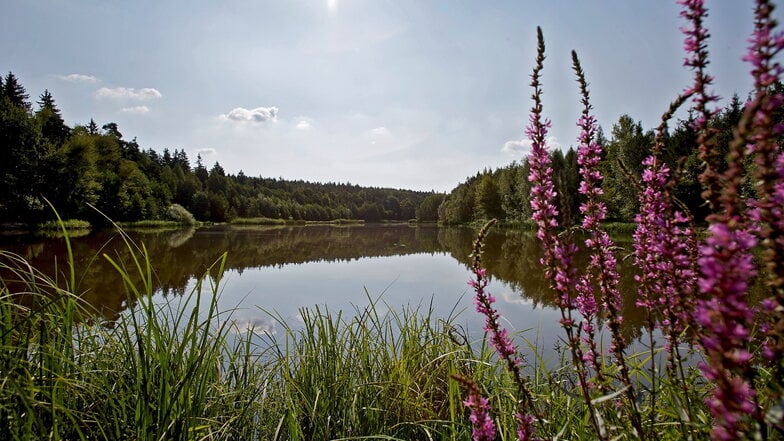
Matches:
[0,224,649,359]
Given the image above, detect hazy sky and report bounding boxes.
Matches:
[2,1,777,191]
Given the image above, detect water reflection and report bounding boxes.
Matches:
[0,224,647,345]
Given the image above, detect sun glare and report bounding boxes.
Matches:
[327,0,337,14]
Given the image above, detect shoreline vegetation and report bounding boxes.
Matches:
[2,217,638,237]
[0,223,708,440]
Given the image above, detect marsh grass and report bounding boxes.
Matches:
[231,217,364,226]
[117,219,194,229]
[35,219,92,231]
[261,297,487,440]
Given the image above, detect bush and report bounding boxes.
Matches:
[166,203,196,226]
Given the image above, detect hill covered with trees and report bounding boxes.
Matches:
[0,72,438,226]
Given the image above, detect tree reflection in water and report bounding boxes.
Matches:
[0,224,647,341]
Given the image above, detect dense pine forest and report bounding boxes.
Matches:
[2,71,782,227]
[0,72,437,226]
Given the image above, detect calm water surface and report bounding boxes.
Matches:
[0,224,647,358]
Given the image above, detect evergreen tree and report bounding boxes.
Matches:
[102,122,122,139]
[35,89,70,145]
[194,154,208,186]
[2,72,31,111]
[0,81,44,220]
[87,118,99,135]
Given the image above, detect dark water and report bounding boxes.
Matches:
[0,224,650,358]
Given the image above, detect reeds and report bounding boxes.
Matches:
[0,222,506,440]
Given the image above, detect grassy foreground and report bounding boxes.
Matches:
[0,226,716,440]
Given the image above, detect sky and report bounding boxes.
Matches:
[2,1,779,192]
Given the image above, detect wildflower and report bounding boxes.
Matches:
[452,374,497,441]
[680,1,770,438]
[467,220,539,439]
[634,153,697,360]
[465,393,497,441]
[744,0,784,382]
[515,412,539,441]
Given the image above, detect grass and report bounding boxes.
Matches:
[0,221,724,440]
[35,219,92,231]
[117,219,198,229]
[0,223,487,439]
[231,217,365,226]
[231,217,289,225]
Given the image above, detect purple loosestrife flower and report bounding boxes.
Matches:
[572,108,608,378]
[634,154,697,358]
[680,1,763,437]
[744,0,784,381]
[571,57,644,440]
[452,375,497,441]
[678,0,723,210]
[469,265,522,371]
[515,412,539,441]
[526,31,580,319]
[468,220,539,437]
[696,222,759,439]
[465,393,497,441]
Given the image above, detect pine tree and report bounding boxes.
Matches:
[87,118,99,135]
[3,72,31,111]
[36,89,70,145]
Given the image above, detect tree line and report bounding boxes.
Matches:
[4,71,780,227]
[0,72,437,226]
[435,90,784,225]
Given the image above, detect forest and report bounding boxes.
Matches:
[2,71,782,227]
[436,89,784,225]
[0,72,436,226]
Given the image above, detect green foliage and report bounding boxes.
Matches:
[0,73,436,226]
[437,94,779,226]
[416,193,445,222]
[166,203,197,226]
[438,152,581,226]
[0,82,47,221]
[438,179,478,224]
[475,172,504,220]
[36,219,91,230]
[601,115,654,221]
[265,297,482,440]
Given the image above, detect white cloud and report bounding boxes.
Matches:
[229,317,276,336]
[57,73,98,83]
[121,105,150,114]
[196,147,217,156]
[94,87,162,100]
[295,119,312,130]
[501,136,561,156]
[367,126,393,145]
[221,106,278,123]
[501,139,532,155]
[369,126,391,137]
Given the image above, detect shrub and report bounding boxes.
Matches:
[166,203,196,226]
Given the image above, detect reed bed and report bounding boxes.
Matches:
[0,224,509,440]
